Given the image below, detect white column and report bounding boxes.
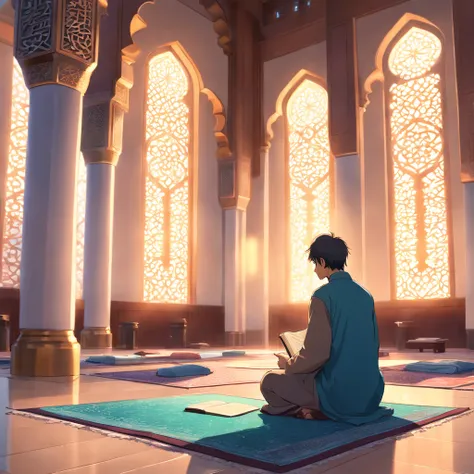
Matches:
[465,182,474,349]
[11,84,82,376]
[81,163,115,348]
[224,208,246,346]
[334,154,363,282]
[245,148,269,346]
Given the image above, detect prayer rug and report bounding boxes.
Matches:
[382,364,474,389]
[19,395,469,473]
[89,367,266,388]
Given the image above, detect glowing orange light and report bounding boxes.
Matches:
[286,79,331,302]
[2,60,28,288]
[2,60,87,298]
[388,27,450,299]
[143,51,190,303]
[75,158,87,298]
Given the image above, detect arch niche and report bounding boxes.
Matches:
[267,70,333,302]
[365,15,454,301]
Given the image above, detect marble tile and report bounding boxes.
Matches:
[0,348,474,474]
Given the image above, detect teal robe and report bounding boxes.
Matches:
[314,271,393,425]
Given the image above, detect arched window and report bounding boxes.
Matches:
[2,59,87,298]
[384,25,451,299]
[143,50,194,303]
[284,77,331,302]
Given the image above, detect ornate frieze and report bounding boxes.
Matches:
[14,0,101,94]
[16,0,54,58]
[61,0,94,62]
[81,94,128,166]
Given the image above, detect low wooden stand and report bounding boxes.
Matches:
[405,338,447,353]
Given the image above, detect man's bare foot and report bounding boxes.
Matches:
[296,408,329,420]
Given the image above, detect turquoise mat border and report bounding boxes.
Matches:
[20,395,469,473]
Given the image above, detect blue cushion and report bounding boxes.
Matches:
[222,350,246,357]
[85,355,142,365]
[156,364,211,378]
[404,360,474,375]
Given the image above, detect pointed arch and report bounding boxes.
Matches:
[363,13,440,105]
[376,18,454,300]
[142,42,201,304]
[268,70,333,302]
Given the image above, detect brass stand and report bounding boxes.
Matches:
[80,327,112,349]
[11,330,80,377]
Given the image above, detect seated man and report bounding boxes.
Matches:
[260,233,393,425]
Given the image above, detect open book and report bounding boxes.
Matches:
[185,400,259,417]
[279,329,307,358]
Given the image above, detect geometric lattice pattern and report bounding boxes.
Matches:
[143,51,190,303]
[2,59,87,298]
[286,79,331,302]
[2,60,29,288]
[387,27,450,299]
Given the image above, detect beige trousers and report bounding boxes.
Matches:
[260,369,320,415]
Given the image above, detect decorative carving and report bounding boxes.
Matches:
[16,0,53,58]
[199,0,231,55]
[113,81,129,110]
[23,61,53,87]
[14,0,100,94]
[61,0,95,62]
[201,87,231,159]
[81,101,123,165]
[286,79,331,302]
[219,161,235,198]
[82,102,108,149]
[58,61,89,93]
[387,27,450,300]
[111,105,124,152]
[143,50,192,304]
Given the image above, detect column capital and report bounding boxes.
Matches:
[81,97,125,166]
[13,0,102,94]
[218,158,251,211]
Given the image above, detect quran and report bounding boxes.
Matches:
[184,400,259,417]
[279,329,307,358]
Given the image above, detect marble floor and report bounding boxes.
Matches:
[1,348,474,474]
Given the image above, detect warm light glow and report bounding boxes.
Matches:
[2,59,87,297]
[2,60,28,288]
[75,158,87,298]
[387,27,450,299]
[246,237,259,276]
[286,79,331,302]
[143,51,191,303]
[388,27,442,80]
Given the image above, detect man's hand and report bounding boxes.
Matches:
[274,352,289,369]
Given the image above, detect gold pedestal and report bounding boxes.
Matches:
[11,330,80,377]
[80,327,112,349]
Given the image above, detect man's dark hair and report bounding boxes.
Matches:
[306,233,349,270]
